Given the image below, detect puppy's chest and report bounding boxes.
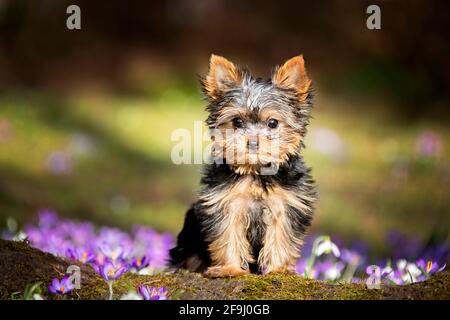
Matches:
[202,176,290,219]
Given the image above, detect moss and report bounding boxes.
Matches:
[233,274,383,300]
[1,239,449,300]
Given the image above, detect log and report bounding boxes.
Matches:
[0,239,448,300]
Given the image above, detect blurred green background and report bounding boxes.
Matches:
[0,0,449,254]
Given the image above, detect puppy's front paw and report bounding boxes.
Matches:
[264,265,296,276]
[205,265,249,278]
[266,269,296,276]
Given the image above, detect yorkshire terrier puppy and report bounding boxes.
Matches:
[169,54,317,277]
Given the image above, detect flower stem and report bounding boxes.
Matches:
[108,281,113,300]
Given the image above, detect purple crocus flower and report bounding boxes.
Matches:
[12,209,449,289]
[99,243,131,262]
[98,261,127,281]
[93,253,107,267]
[131,256,150,271]
[138,285,169,300]
[48,276,73,295]
[417,259,446,274]
[66,247,95,264]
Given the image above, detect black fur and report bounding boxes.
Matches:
[168,205,211,272]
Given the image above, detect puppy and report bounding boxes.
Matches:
[169,55,317,277]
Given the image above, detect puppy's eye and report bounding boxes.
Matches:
[232,117,244,128]
[267,118,278,129]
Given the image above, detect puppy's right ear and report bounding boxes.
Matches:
[202,54,242,100]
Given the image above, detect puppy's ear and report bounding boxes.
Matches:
[272,55,312,101]
[202,54,242,100]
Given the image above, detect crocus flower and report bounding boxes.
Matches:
[3,210,448,289]
[138,286,169,300]
[97,261,128,300]
[66,247,95,264]
[48,276,73,295]
[98,261,127,281]
[417,259,446,274]
[130,256,150,271]
[99,243,129,262]
[382,260,425,284]
[93,253,106,267]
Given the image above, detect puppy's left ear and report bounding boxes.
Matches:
[202,54,243,100]
[272,55,312,101]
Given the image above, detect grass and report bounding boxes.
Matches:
[0,82,449,256]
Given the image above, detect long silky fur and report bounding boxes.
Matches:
[169,56,317,275]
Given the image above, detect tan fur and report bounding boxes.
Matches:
[258,185,312,273]
[201,177,257,274]
[203,55,242,99]
[211,105,303,175]
[272,55,312,101]
[200,175,313,276]
[205,265,249,278]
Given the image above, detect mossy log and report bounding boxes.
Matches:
[1,239,449,300]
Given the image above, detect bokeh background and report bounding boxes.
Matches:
[0,0,449,256]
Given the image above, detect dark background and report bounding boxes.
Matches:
[1,0,449,117]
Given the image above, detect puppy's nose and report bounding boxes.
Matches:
[247,139,259,150]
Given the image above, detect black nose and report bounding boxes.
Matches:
[248,139,258,149]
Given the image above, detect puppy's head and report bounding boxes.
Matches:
[202,54,313,175]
